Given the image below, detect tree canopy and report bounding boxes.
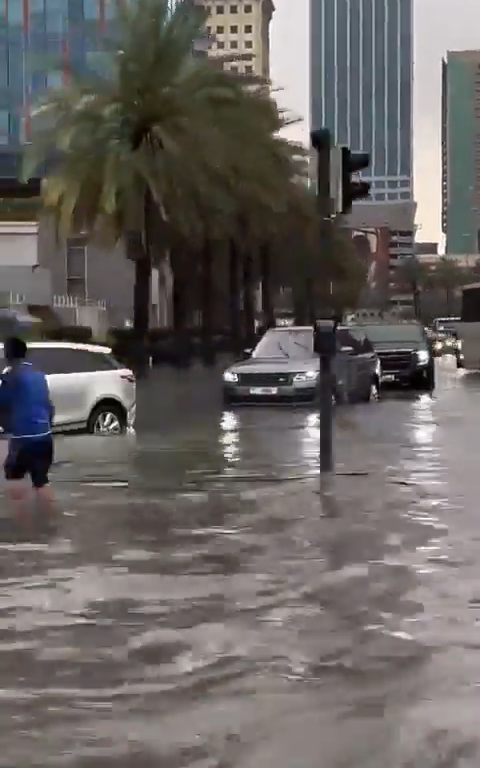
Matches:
[23,0,367,350]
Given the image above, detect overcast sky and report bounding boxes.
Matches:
[270,0,480,243]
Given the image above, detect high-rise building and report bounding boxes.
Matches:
[442,51,480,255]
[197,0,274,79]
[0,0,114,147]
[310,0,413,204]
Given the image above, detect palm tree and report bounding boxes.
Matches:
[25,0,289,368]
[430,257,464,315]
[395,256,430,319]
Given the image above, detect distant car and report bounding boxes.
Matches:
[0,342,136,434]
[350,321,435,391]
[222,325,381,406]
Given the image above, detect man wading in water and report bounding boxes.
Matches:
[0,337,56,528]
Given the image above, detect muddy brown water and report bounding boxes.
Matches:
[0,357,478,766]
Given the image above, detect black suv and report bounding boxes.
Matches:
[349,321,435,391]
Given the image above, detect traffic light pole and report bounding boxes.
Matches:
[311,129,336,478]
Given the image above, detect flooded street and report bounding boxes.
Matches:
[1,356,480,766]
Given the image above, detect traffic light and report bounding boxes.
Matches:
[340,147,371,214]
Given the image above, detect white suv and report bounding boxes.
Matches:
[1,342,136,434]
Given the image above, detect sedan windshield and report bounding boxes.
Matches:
[252,330,313,359]
[356,324,424,344]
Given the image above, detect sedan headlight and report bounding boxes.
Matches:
[293,370,319,382]
[416,349,430,364]
[223,370,239,383]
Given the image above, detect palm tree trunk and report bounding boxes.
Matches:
[260,242,274,328]
[305,280,315,324]
[200,241,215,366]
[412,282,421,320]
[132,187,153,376]
[242,249,255,348]
[228,239,242,357]
[293,293,306,325]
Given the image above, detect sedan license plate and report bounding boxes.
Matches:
[250,387,278,395]
[381,374,395,382]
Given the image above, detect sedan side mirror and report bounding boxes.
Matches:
[243,348,253,358]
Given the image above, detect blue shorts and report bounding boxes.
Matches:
[4,437,54,489]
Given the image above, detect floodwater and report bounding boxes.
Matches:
[0,356,479,766]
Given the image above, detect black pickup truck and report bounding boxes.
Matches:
[349,320,435,391]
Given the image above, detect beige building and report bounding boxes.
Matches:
[198,0,274,79]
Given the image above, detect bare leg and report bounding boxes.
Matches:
[35,484,58,524]
[6,480,32,527]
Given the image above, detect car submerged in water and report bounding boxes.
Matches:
[222,325,381,406]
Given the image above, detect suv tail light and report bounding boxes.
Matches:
[121,371,135,383]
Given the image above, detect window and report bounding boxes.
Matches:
[245,40,253,48]
[252,330,313,359]
[28,348,67,375]
[47,72,62,88]
[83,0,99,19]
[230,24,238,32]
[216,4,224,12]
[206,25,211,33]
[244,24,252,33]
[216,25,224,32]
[30,348,120,375]
[217,40,225,49]
[0,110,8,145]
[230,4,238,12]
[66,238,87,300]
[245,65,253,73]
[244,4,252,11]
[230,40,238,48]
[230,65,238,72]
[6,0,23,22]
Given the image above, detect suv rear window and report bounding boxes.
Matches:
[359,324,424,343]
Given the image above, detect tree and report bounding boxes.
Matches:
[395,256,431,319]
[25,0,296,366]
[430,257,465,314]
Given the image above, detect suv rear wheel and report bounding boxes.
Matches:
[87,402,127,435]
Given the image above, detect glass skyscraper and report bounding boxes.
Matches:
[0,0,114,147]
[310,0,413,203]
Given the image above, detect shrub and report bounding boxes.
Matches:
[45,325,93,343]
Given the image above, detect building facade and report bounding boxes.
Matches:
[442,51,480,255]
[198,0,273,78]
[310,0,413,203]
[0,0,116,147]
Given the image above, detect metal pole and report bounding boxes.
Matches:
[319,352,334,473]
[311,129,336,477]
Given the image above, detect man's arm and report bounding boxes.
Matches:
[46,381,55,424]
[0,372,13,409]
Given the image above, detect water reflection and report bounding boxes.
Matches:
[219,411,240,466]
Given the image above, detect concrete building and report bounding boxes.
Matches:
[198,0,274,78]
[442,51,480,255]
[310,0,416,285]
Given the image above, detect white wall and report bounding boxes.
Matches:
[0,222,39,267]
